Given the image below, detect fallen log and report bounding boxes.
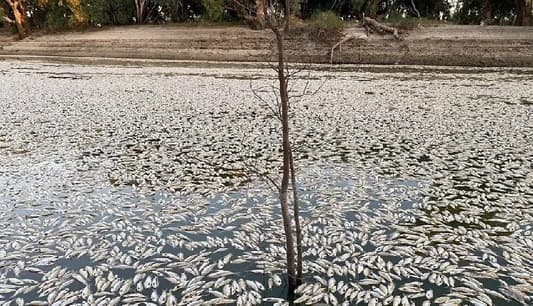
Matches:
[330,17,401,64]
[363,17,400,40]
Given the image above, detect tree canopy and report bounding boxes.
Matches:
[455,0,531,25]
[1,0,532,37]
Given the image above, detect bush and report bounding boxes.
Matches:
[45,1,71,30]
[307,11,344,40]
[82,0,135,25]
[310,11,344,31]
[202,0,225,22]
[67,0,88,25]
[386,13,443,30]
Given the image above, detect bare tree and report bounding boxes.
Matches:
[4,0,29,39]
[263,0,301,290]
[231,0,304,292]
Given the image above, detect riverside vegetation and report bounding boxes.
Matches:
[1,0,532,39]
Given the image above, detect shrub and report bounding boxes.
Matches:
[82,0,135,25]
[386,13,443,30]
[307,11,344,41]
[45,1,71,30]
[310,11,344,31]
[67,0,88,25]
[202,0,225,22]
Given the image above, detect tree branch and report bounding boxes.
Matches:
[249,81,282,120]
[2,16,16,25]
[244,160,281,193]
[411,0,421,18]
[330,34,355,64]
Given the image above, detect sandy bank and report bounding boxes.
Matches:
[1,24,532,67]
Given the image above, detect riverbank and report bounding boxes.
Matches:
[1,24,533,67]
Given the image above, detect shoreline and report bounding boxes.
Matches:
[1,24,533,68]
[3,56,533,74]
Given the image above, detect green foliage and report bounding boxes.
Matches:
[386,13,419,29]
[350,0,366,10]
[158,0,184,21]
[397,0,450,18]
[45,0,71,30]
[290,0,301,15]
[454,0,516,25]
[309,11,344,31]
[306,0,450,20]
[82,0,135,25]
[385,11,443,30]
[202,0,225,21]
[301,10,345,43]
[387,13,443,30]
[2,0,528,32]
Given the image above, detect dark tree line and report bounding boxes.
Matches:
[1,0,532,38]
[456,0,532,25]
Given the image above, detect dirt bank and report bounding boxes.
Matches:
[1,24,532,67]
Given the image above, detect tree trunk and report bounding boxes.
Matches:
[289,147,303,284]
[263,0,301,294]
[483,0,493,22]
[363,17,400,39]
[515,0,533,26]
[67,0,88,25]
[524,0,533,26]
[366,0,379,18]
[5,0,29,39]
[410,0,421,18]
[274,28,297,291]
[284,0,290,31]
[300,0,308,18]
[255,0,265,28]
[134,0,146,24]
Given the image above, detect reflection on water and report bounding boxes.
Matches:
[0,62,532,305]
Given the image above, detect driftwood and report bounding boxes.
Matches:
[363,17,400,40]
[330,17,401,64]
[330,34,357,64]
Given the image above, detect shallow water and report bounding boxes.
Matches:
[0,61,532,305]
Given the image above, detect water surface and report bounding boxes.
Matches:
[0,62,532,305]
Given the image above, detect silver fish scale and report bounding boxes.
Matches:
[0,62,532,305]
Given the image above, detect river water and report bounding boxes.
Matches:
[0,61,532,305]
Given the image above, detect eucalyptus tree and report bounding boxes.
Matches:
[3,0,29,38]
[159,0,183,21]
[134,0,145,23]
[454,0,531,25]
[515,0,532,25]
